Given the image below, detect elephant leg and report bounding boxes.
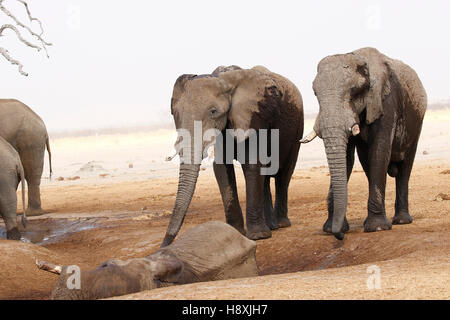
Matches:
[241,163,271,240]
[213,162,245,235]
[27,175,44,216]
[272,143,300,229]
[393,140,418,225]
[263,176,278,230]
[323,142,355,233]
[356,142,370,180]
[273,175,291,228]
[0,192,21,240]
[21,146,45,216]
[363,137,393,233]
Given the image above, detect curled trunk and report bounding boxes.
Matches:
[161,163,200,247]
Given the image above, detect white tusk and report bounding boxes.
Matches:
[165,150,178,161]
[207,145,215,159]
[200,146,215,171]
[351,124,360,136]
[300,130,317,144]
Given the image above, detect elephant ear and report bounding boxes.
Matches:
[150,251,184,284]
[211,65,242,77]
[355,49,391,124]
[171,74,197,115]
[218,69,281,140]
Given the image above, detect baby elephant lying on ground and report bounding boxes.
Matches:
[0,137,27,240]
[47,221,258,299]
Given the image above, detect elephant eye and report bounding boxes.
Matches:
[209,107,219,119]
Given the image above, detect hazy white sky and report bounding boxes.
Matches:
[1,0,449,132]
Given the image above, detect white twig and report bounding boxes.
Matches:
[0,47,28,75]
[0,24,41,51]
[36,259,62,275]
[0,0,52,75]
[17,0,45,35]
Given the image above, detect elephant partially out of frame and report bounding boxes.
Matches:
[301,47,427,240]
[0,137,27,240]
[162,65,304,246]
[0,99,52,216]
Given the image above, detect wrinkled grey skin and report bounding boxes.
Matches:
[162,65,304,246]
[51,221,258,300]
[0,99,52,216]
[0,137,27,240]
[305,48,427,240]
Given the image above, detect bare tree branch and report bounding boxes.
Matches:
[0,24,42,51]
[16,0,45,35]
[0,0,52,76]
[0,47,28,75]
[36,259,62,275]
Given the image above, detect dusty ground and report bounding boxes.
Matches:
[1,162,449,299]
[0,110,449,300]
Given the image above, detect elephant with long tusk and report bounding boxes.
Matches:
[300,47,427,240]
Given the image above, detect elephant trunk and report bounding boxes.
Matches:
[161,163,201,247]
[317,94,351,240]
[323,128,349,240]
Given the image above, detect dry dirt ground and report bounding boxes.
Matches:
[0,161,449,300]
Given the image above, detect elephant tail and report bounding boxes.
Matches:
[18,164,27,229]
[46,135,53,180]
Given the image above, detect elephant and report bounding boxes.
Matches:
[0,99,52,216]
[49,221,258,300]
[0,137,27,240]
[300,47,427,240]
[161,65,304,247]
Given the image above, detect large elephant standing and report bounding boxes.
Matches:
[301,48,427,240]
[162,66,304,246]
[0,99,52,216]
[0,137,27,240]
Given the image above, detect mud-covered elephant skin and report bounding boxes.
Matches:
[0,99,52,216]
[301,47,427,240]
[50,221,258,300]
[0,137,27,240]
[162,65,304,246]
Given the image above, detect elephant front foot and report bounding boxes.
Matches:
[364,215,392,233]
[264,211,279,230]
[27,207,45,217]
[323,217,349,234]
[265,220,279,230]
[6,227,21,240]
[246,224,272,241]
[277,217,291,228]
[392,211,413,225]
